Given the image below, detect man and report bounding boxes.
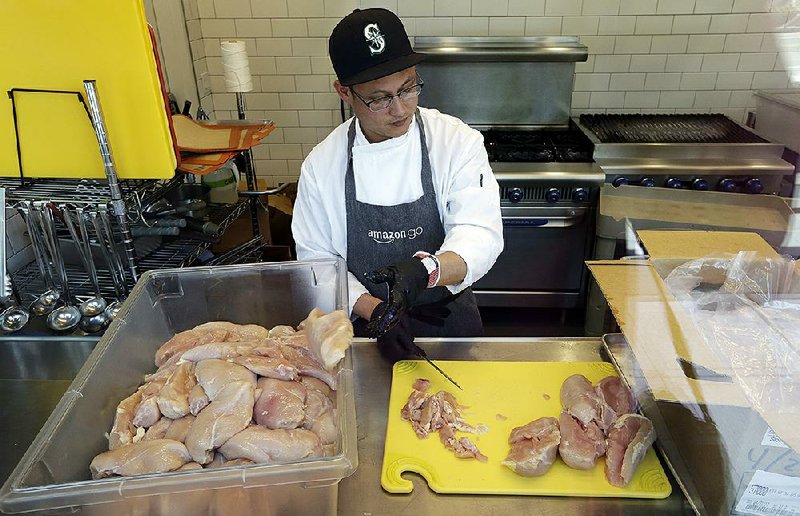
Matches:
[292,8,503,359]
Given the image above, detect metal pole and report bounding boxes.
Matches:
[83,80,138,282]
[236,91,260,238]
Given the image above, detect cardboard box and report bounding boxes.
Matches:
[589,230,800,516]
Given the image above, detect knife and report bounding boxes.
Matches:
[413,344,462,391]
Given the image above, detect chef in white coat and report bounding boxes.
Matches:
[292,8,503,360]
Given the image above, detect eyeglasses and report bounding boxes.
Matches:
[349,81,424,112]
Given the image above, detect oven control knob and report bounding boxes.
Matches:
[545,188,561,203]
[612,177,630,188]
[639,177,656,187]
[691,178,709,191]
[665,177,683,189]
[507,187,524,204]
[718,178,737,193]
[744,178,764,195]
[572,188,589,203]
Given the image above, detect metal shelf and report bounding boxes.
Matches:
[0,176,182,206]
[137,200,250,270]
[11,200,250,310]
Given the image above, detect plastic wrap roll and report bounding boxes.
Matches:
[220,40,253,93]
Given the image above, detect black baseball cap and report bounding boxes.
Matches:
[329,8,426,86]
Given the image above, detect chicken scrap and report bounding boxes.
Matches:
[92,311,353,478]
[400,378,487,462]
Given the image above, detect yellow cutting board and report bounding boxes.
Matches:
[381,360,672,498]
[0,0,176,179]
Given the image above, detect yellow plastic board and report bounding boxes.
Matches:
[0,0,176,179]
[381,360,671,498]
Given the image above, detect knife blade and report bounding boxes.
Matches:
[413,344,462,391]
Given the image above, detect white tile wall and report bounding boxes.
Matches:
[620,0,657,15]
[187,0,794,182]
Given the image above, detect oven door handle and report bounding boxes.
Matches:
[502,212,585,228]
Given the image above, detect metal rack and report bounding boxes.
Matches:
[10,197,250,291]
[137,200,249,271]
[0,176,181,206]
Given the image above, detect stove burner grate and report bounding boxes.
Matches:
[481,124,594,163]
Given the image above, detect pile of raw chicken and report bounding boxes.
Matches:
[401,378,488,462]
[90,309,353,479]
[502,373,656,487]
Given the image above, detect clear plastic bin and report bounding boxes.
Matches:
[0,259,357,515]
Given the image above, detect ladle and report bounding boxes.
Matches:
[40,205,80,332]
[22,204,60,316]
[0,275,30,333]
[63,206,107,317]
[91,209,126,320]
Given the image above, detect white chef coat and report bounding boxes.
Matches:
[292,106,504,315]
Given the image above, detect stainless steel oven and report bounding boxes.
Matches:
[415,37,603,308]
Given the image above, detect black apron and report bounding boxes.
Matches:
[345,111,483,338]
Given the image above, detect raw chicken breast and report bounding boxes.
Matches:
[268,325,296,337]
[176,462,203,471]
[180,342,254,362]
[109,388,143,450]
[253,378,307,429]
[300,308,353,370]
[300,376,334,401]
[303,388,337,445]
[192,321,269,342]
[188,384,209,416]
[220,425,322,463]
[155,327,230,368]
[164,415,195,443]
[595,376,636,416]
[184,381,256,464]
[90,439,191,479]
[157,361,196,419]
[279,345,337,390]
[132,380,166,429]
[561,374,617,430]
[143,417,173,441]
[502,417,561,477]
[233,355,298,381]
[560,374,616,432]
[194,359,256,400]
[605,414,656,487]
[558,410,607,470]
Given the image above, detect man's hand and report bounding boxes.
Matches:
[364,257,428,336]
[370,302,416,362]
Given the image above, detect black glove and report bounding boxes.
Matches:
[408,300,451,327]
[364,257,429,337]
[371,302,417,363]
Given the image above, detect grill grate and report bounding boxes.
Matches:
[579,113,767,144]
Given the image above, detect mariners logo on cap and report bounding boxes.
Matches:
[363,23,385,55]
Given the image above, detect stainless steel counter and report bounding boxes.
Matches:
[0,337,97,486]
[339,337,694,515]
[1,336,694,515]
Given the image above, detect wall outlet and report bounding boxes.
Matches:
[199,72,211,96]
